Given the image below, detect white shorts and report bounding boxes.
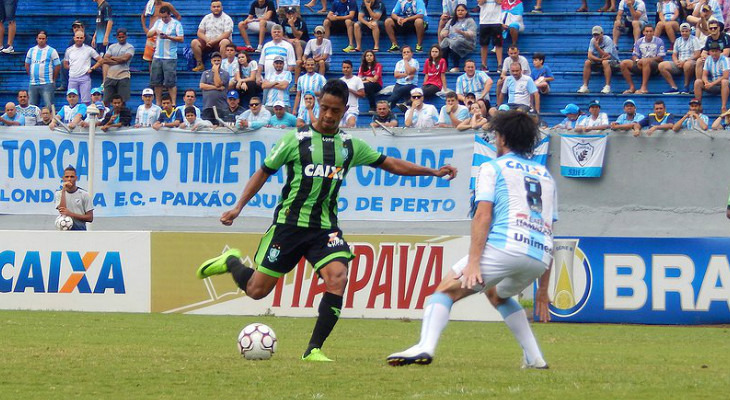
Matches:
[246,19,277,33]
[340,110,358,126]
[451,245,548,298]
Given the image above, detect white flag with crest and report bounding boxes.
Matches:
[559,134,608,178]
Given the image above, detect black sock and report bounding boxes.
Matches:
[304,292,343,356]
[226,256,254,291]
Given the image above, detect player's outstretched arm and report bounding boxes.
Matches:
[535,260,553,323]
[220,168,272,226]
[377,157,457,179]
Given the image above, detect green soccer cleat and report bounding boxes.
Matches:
[301,348,333,362]
[196,248,242,279]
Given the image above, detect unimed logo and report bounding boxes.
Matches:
[0,250,126,294]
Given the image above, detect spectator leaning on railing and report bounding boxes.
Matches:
[610,99,645,131]
[0,102,24,126]
[574,99,609,133]
[672,97,709,131]
[135,88,162,127]
[633,99,675,136]
[16,90,40,126]
[553,103,584,131]
[99,95,132,131]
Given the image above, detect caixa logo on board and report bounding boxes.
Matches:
[548,239,593,317]
[0,250,126,294]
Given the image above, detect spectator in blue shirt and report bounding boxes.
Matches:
[553,103,584,130]
[0,102,25,126]
[694,41,730,112]
[324,0,358,53]
[633,100,674,136]
[619,25,665,94]
[268,100,297,127]
[530,53,554,95]
[385,0,427,53]
[354,0,386,52]
[578,26,620,95]
[611,99,645,131]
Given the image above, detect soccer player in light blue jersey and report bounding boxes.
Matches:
[388,110,556,369]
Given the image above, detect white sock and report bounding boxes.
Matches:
[417,292,453,355]
[497,298,543,364]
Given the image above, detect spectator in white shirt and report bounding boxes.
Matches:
[404,88,439,128]
[64,31,103,105]
[191,0,234,72]
[575,99,609,133]
[659,23,703,94]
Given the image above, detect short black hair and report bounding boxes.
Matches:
[184,89,196,96]
[64,165,77,174]
[533,52,545,62]
[488,110,540,157]
[111,94,124,103]
[654,99,665,106]
[342,60,353,67]
[161,94,172,103]
[445,91,458,99]
[160,5,171,14]
[321,79,349,105]
[184,106,196,115]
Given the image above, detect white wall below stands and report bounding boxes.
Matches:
[1,129,728,237]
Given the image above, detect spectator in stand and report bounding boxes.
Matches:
[99,95,132,131]
[259,25,296,79]
[141,0,181,63]
[619,25,665,94]
[659,23,702,94]
[302,26,331,82]
[496,46,530,98]
[456,59,492,111]
[282,7,309,84]
[579,26,620,95]
[501,0,525,45]
[103,28,134,104]
[385,0,428,53]
[656,0,681,46]
[305,0,329,15]
[221,90,245,123]
[220,43,239,90]
[553,103,584,130]
[358,50,383,112]
[294,57,326,114]
[64,31,103,105]
[438,91,469,127]
[611,99,645,130]
[422,45,448,100]
[152,94,183,129]
[179,88,201,118]
[297,91,320,127]
[237,96,271,129]
[135,88,162,127]
[92,0,113,60]
[575,100,609,133]
[58,21,93,92]
[268,100,297,128]
[25,30,61,108]
[478,0,503,72]
[90,87,104,109]
[439,5,477,72]
[388,46,419,110]
[182,106,214,130]
[0,102,24,126]
[0,0,17,53]
[694,41,730,111]
[39,107,53,126]
[439,0,467,35]
[49,89,87,130]
[457,102,489,130]
[200,52,230,124]
[531,53,554,95]
[340,60,365,127]
[262,55,293,110]
[354,0,386,52]
[324,0,358,52]
[498,62,539,112]
[687,0,724,26]
[613,0,649,50]
[191,0,233,72]
[16,90,40,126]
[633,99,674,136]
[238,0,277,52]
[695,18,730,80]
[148,5,184,105]
[405,88,439,128]
[673,97,709,130]
[711,108,730,129]
[235,52,261,107]
[371,99,398,127]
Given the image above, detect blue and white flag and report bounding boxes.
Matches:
[560,134,608,178]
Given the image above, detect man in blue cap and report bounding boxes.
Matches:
[221,89,244,123]
[611,98,645,131]
[49,88,87,130]
[575,99,609,133]
[553,103,584,130]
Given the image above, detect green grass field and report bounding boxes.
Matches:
[1,311,728,399]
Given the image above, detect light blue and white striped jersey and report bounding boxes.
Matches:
[297,73,326,96]
[442,0,467,15]
[25,45,61,86]
[221,58,239,81]
[135,104,162,126]
[681,113,709,130]
[297,105,320,124]
[259,40,296,79]
[658,0,677,20]
[704,54,730,81]
[238,60,258,79]
[673,36,702,61]
[264,70,293,107]
[18,105,41,126]
[151,17,184,59]
[58,104,87,123]
[455,71,492,100]
[395,59,419,85]
[502,75,537,106]
[474,152,558,264]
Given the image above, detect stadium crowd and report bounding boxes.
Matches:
[7,0,730,132]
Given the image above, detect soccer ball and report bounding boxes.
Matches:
[55,215,74,231]
[238,323,277,360]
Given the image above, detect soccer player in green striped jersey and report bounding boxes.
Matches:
[198,79,457,362]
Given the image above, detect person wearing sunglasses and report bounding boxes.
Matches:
[236,96,271,129]
[404,87,438,128]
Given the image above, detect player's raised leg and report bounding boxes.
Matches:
[196,248,279,299]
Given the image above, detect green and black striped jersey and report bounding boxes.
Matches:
[262,126,386,229]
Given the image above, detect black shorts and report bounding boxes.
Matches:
[254,224,354,278]
[391,18,428,34]
[479,24,503,47]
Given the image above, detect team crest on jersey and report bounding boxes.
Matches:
[341,147,349,160]
[327,232,344,248]
[267,245,281,263]
[572,142,594,166]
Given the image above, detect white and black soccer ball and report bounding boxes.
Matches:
[238,323,278,360]
[55,215,74,231]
